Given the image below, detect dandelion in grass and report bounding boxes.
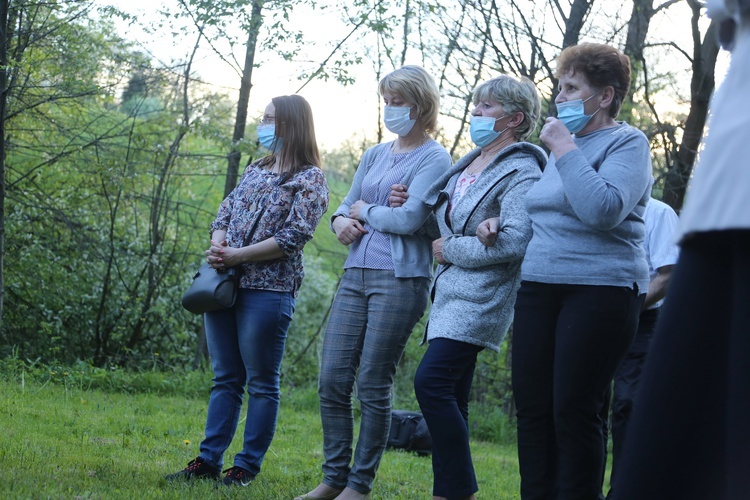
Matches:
[183,439,190,445]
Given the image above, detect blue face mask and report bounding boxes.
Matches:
[258,124,282,152]
[384,105,416,136]
[470,115,508,148]
[556,92,601,134]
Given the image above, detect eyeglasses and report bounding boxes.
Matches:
[260,116,275,126]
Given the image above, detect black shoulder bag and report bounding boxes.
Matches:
[181,208,265,314]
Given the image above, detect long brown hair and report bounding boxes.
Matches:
[257,95,321,177]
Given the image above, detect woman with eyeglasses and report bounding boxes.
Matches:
[294,65,451,500]
[165,94,329,488]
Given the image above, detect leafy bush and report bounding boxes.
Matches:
[0,355,213,399]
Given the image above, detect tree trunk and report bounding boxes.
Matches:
[623,0,681,110]
[195,1,263,367]
[624,0,654,63]
[623,0,655,113]
[561,0,593,49]
[125,28,205,357]
[224,0,263,198]
[663,8,719,211]
[400,0,410,67]
[549,0,594,112]
[0,0,9,326]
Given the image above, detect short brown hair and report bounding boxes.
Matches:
[555,43,631,118]
[379,65,441,134]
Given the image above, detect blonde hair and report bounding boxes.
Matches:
[378,65,441,134]
[473,75,542,141]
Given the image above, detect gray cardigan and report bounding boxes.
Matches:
[333,140,452,278]
[421,142,546,351]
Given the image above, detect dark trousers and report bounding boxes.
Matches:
[414,338,483,499]
[512,281,644,500]
[602,307,660,499]
[615,231,750,500]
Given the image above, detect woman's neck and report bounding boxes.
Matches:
[265,156,284,174]
[392,125,429,154]
[465,136,519,175]
[480,134,518,158]
[578,113,618,136]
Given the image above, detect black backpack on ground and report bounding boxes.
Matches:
[386,410,432,456]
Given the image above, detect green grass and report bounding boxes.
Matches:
[0,376,522,499]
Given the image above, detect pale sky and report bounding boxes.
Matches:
[106,0,728,151]
[107,0,383,150]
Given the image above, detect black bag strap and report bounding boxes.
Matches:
[242,206,267,247]
[214,207,265,277]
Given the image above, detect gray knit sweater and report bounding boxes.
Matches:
[522,122,652,292]
[421,142,546,352]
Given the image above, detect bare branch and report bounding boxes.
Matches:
[295,2,379,93]
[653,0,683,15]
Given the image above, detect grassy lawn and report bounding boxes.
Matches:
[0,376,522,499]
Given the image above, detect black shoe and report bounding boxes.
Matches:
[220,466,253,487]
[164,456,220,481]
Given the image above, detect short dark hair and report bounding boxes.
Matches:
[555,43,631,118]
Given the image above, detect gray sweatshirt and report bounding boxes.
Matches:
[522,122,652,292]
[423,142,546,351]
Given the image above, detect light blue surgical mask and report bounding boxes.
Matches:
[258,124,283,152]
[384,105,416,136]
[470,115,508,148]
[556,92,601,134]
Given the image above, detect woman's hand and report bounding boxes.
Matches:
[476,217,500,247]
[349,200,368,221]
[540,117,577,157]
[333,216,368,245]
[389,184,409,208]
[206,239,231,269]
[432,237,448,265]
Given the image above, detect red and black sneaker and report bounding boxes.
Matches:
[164,456,220,481]
[220,466,253,487]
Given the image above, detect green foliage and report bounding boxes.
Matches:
[0,353,213,399]
[282,254,340,387]
[2,1,245,369]
[5,0,702,425]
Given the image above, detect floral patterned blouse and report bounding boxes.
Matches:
[210,160,329,297]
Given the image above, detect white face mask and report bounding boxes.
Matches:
[384,105,416,136]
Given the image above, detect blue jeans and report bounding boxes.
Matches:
[414,338,484,498]
[199,288,294,477]
[318,268,430,494]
